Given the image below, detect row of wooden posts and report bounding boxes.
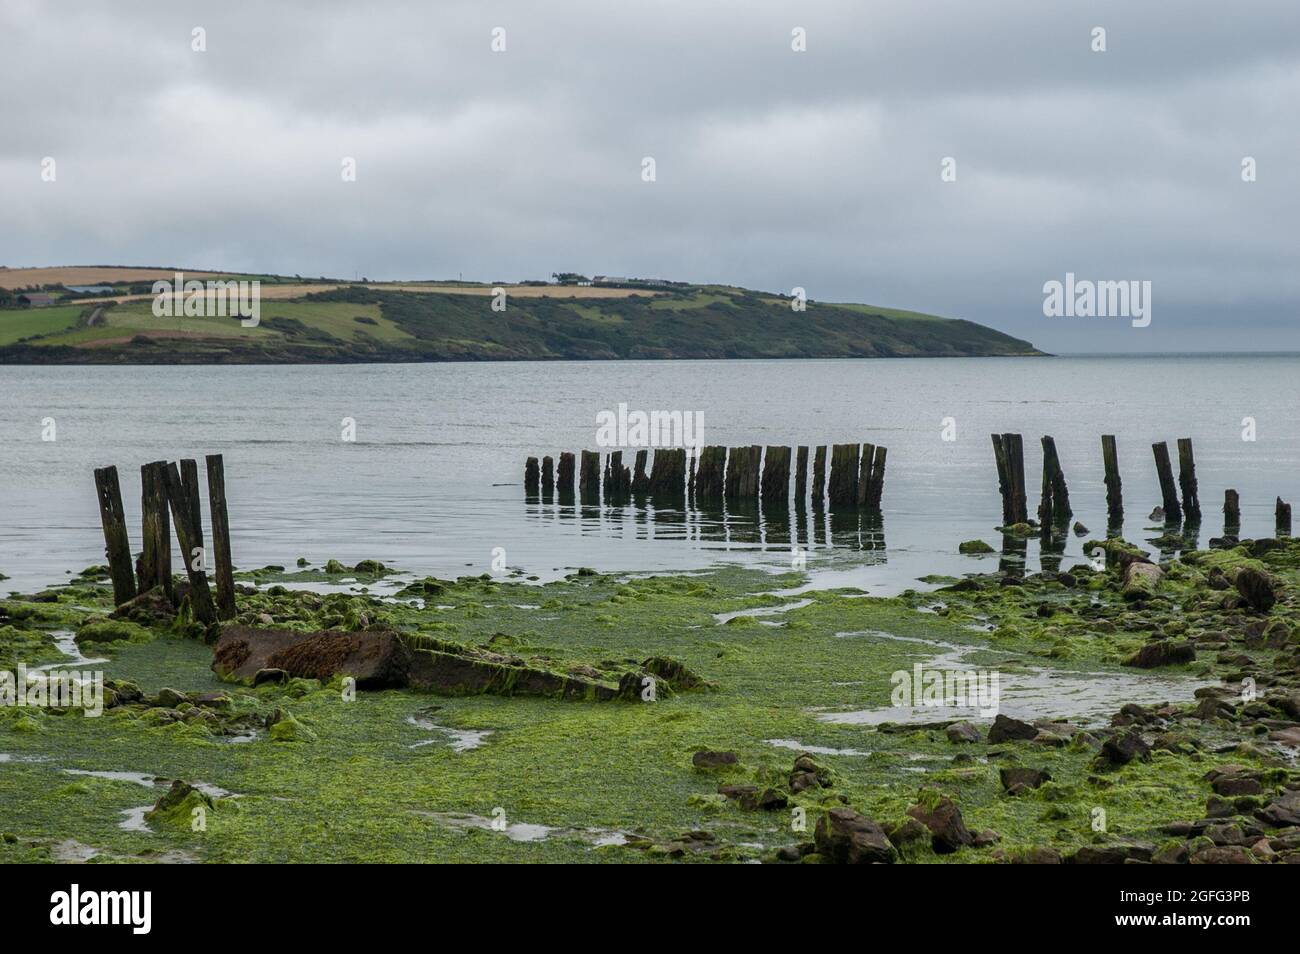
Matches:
[93,455,236,624]
[992,433,1292,536]
[525,443,888,509]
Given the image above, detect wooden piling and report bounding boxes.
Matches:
[866,445,887,511]
[761,446,791,506]
[205,454,237,621]
[1224,489,1240,533]
[179,459,204,541]
[631,450,650,494]
[138,460,173,600]
[161,461,216,625]
[524,457,540,495]
[991,433,1028,525]
[991,434,1012,525]
[794,446,809,504]
[541,456,555,496]
[1101,435,1123,524]
[856,443,876,508]
[725,445,761,501]
[556,452,575,498]
[1176,438,1201,520]
[1038,436,1071,528]
[694,446,726,502]
[93,465,136,606]
[1151,441,1182,522]
[827,443,860,508]
[579,450,601,500]
[1277,497,1292,537]
[649,448,687,497]
[811,446,827,504]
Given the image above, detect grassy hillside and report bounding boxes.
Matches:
[0,276,1042,363]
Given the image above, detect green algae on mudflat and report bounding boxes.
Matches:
[0,539,1297,863]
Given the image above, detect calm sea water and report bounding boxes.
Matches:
[1,356,1297,595]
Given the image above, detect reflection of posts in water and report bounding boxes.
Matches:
[764,502,791,548]
[829,505,859,545]
[1038,527,1065,575]
[727,500,761,544]
[1181,516,1201,553]
[999,531,1027,576]
[860,509,886,552]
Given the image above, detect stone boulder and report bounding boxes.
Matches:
[814,808,897,864]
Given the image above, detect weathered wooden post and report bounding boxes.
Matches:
[138,460,173,600]
[794,446,809,504]
[161,461,216,625]
[1224,489,1240,534]
[579,450,601,501]
[1176,438,1201,520]
[1038,436,1071,529]
[991,434,1012,524]
[205,454,237,621]
[93,465,136,605]
[179,459,204,538]
[541,456,555,496]
[1151,441,1182,522]
[1277,497,1292,537]
[556,452,575,499]
[991,434,1028,525]
[631,450,650,494]
[649,448,687,498]
[856,443,876,508]
[866,445,887,511]
[725,445,760,501]
[827,443,860,508]
[694,446,726,503]
[1101,435,1123,524]
[761,446,791,507]
[524,457,540,496]
[811,446,827,505]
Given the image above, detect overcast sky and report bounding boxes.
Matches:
[2,0,1297,353]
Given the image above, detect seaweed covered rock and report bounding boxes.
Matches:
[1125,639,1196,669]
[958,539,994,555]
[109,586,176,624]
[906,789,974,853]
[814,808,897,864]
[145,781,214,828]
[1122,562,1165,600]
[1234,567,1277,613]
